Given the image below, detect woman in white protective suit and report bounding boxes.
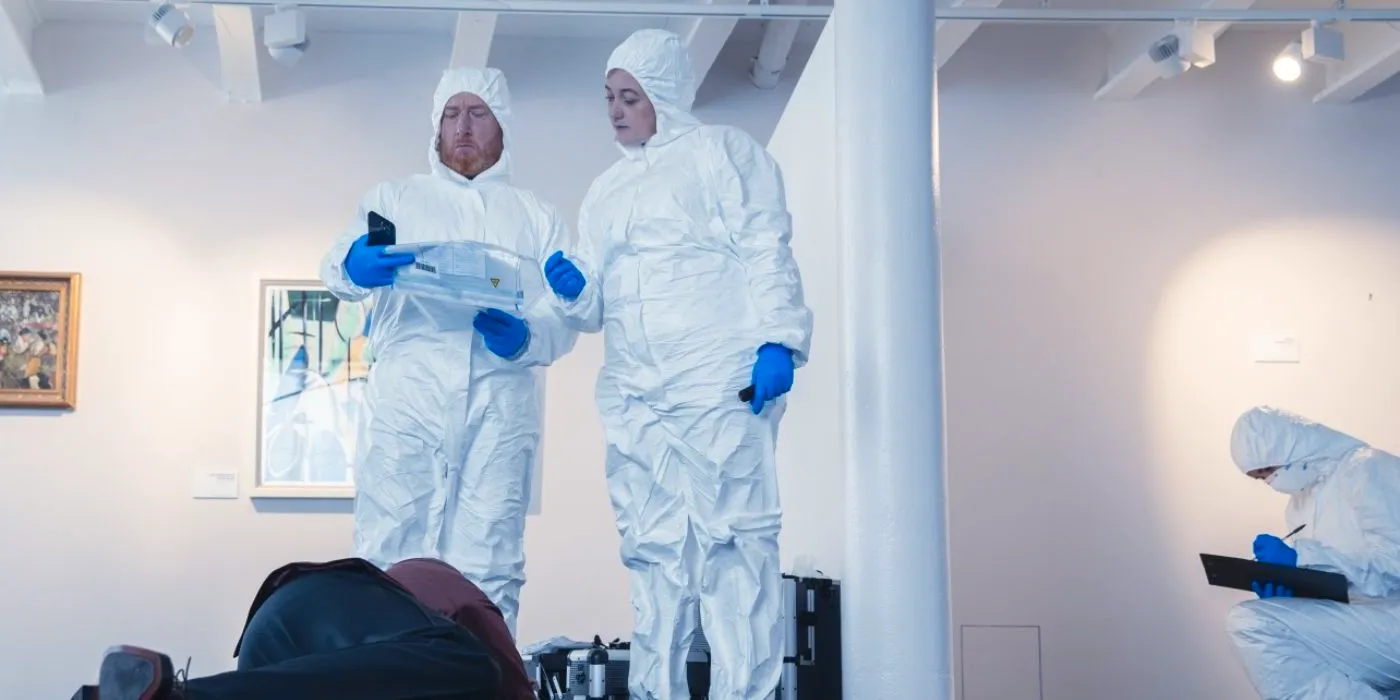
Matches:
[319,66,578,636]
[1226,406,1400,699]
[543,28,814,700]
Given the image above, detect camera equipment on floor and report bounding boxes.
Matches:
[530,573,840,699]
[526,633,709,700]
[561,636,712,699]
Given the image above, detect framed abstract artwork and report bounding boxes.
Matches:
[0,272,82,410]
[253,279,372,499]
[251,278,547,512]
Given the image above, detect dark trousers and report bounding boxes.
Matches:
[185,569,501,700]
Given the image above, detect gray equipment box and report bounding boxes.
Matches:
[777,574,843,700]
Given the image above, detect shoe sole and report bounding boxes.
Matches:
[98,645,173,700]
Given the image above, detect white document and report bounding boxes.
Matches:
[388,240,533,312]
[402,242,488,280]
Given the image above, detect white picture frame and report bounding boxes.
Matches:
[252,279,370,499]
[249,278,547,513]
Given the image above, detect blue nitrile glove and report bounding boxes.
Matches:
[345,234,415,288]
[544,251,586,301]
[1254,534,1299,567]
[473,308,530,360]
[1251,581,1293,599]
[748,343,795,414]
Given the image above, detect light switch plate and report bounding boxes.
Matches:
[191,470,239,499]
[1251,334,1301,363]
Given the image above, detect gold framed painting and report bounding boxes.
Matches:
[0,272,82,410]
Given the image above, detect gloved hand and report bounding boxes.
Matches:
[1254,534,1299,567]
[544,251,586,301]
[473,308,530,360]
[345,234,415,288]
[1251,581,1293,599]
[748,343,795,414]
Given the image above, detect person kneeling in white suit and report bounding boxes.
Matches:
[1226,406,1400,699]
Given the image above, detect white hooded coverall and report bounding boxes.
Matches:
[553,29,813,700]
[1227,406,1400,699]
[319,67,577,635]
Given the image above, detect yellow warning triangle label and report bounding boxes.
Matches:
[490,278,501,288]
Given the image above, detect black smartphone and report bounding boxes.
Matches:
[366,210,396,247]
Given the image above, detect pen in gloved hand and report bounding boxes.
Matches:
[1283,524,1307,541]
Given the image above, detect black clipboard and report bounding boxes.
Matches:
[1200,553,1350,603]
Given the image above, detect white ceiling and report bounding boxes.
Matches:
[30,0,835,39]
[2,0,833,101]
[30,0,1400,40]
[10,0,1400,102]
[34,1,646,37]
[952,0,1400,9]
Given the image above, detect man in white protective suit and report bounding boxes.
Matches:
[319,66,577,636]
[1226,405,1400,699]
[542,29,813,700]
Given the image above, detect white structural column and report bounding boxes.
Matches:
[936,0,1004,70]
[670,0,748,96]
[0,0,43,95]
[1314,22,1400,103]
[449,11,497,68]
[835,1,951,699]
[212,5,263,103]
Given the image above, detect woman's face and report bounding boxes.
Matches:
[606,69,657,145]
[1247,466,1281,481]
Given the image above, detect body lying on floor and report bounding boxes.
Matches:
[76,556,535,700]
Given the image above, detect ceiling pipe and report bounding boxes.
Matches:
[45,0,1400,23]
[47,0,834,19]
[933,7,1400,23]
[750,0,805,89]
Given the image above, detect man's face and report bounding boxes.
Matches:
[606,69,657,146]
[438,92,504,179]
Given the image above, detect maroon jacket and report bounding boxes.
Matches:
[233,557,534,700]
[386,557,535,700]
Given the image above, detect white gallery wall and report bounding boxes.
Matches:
[768,19,1400,700]
[0,21,817,697]
[772,15,1400,700]
[10,10,1400,700]
[943,26,1400,700]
